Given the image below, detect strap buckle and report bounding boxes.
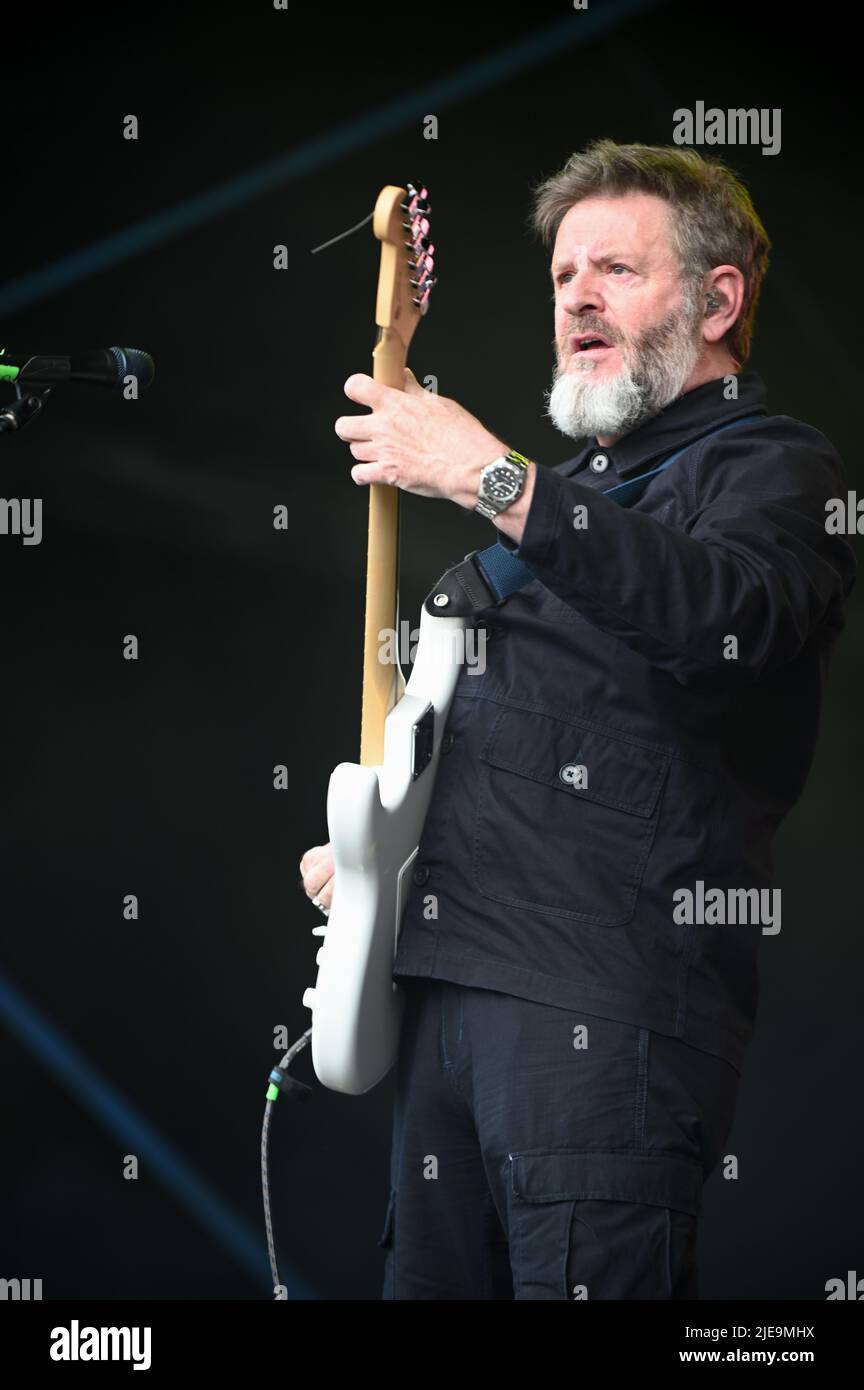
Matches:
[423,550,496,617]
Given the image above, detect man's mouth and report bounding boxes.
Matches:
[571,332,614,356]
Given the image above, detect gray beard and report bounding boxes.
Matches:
[545,297,704,441]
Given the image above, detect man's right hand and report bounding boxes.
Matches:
[299,842,335,912]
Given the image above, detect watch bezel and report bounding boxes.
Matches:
[476,452,529,516]
[482,461,522,502]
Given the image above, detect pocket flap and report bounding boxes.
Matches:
[510,1148,703,1216]
[481,707,669,818]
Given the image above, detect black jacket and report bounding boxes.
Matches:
[392,370,856,1072]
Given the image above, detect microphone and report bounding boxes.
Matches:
[0,346,155,391]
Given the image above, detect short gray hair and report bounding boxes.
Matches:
[530,139,771,365]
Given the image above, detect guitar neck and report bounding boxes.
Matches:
[359,328,406,766]
[357,180,435,766]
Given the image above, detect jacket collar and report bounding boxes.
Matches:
[560,370,769,479]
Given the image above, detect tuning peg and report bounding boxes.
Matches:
[403,183,430,215]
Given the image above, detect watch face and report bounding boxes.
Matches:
[483,463,520,502]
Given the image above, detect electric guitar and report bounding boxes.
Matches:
[301,182,464,1094]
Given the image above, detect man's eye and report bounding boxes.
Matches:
[556,266,630,284]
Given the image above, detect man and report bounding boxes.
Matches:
[299,140,855,1299]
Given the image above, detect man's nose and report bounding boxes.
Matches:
[559,267,605,317]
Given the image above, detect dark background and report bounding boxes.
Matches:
[0,0,860,1299]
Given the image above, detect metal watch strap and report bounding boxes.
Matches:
[475,449,531,518]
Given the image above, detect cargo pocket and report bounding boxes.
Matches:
[506,1148,702,1300]
[473,705,670,924]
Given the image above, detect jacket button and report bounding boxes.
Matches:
[412,864,431,885]
[441,732,455,754]
[559,762,585,787]
[590,452,610,473]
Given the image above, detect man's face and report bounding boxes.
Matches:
[546,192,706,440]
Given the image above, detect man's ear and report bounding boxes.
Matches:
[702,266,745,344]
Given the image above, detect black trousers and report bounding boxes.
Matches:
[378,978,740,1299]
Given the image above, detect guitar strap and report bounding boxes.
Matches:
[424,413,766,616]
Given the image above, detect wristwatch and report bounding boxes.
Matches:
[474,449,532,520]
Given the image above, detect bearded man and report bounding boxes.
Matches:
[300,140,855,1299]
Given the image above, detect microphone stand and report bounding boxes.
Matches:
[0,383,53,433]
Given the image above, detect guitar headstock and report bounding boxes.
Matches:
[373,182,437,353]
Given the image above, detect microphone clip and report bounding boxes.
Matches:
[0,383,53,435]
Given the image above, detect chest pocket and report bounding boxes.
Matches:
[473,705,670,925]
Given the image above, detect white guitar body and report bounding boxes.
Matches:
[302,605,468,1094]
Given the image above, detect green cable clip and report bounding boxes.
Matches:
[266,1066,312,1103]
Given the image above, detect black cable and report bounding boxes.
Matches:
[261,1027,314,1296]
